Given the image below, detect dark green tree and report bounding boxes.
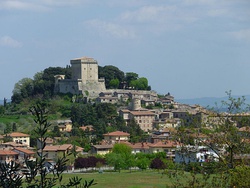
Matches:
[98,65,125,89]
[109,78,120,89]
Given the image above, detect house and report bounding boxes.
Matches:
[5,132,30,147]
[91,144,113,155]
[13,147,36,162]
[129,111,156,132]
[0,149,19,163]
[119,109,130,122]
[153,118,181,129]
[96,96,118,104]
[103,131,130,143]
[113,91,130,102]
[42,144,83,162]
[141,99,155,107]
[124,142,150,154]
[37,137,56,150]
[148,140,179,158]
[56,120,72,132]
[0,142,29,150]
[149,128,176,143]
[175,146,219,163]
[158,93,175,105]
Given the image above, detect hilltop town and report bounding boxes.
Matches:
[0,56,250,187]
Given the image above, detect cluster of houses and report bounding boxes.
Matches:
[1,116,250,166]
[0,129,222,165]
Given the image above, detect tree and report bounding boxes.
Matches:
[109,78,120,89]
[106,143,133,172]
[127,118,144,143]
[130,77,149,90]
[170,91,250,187]
[12,78,34,103]
[125,72,138,88]
[150,158,166,171]
[0,102,95,188]
[112,143,132,155]
[4,124,12,134]
[105,153,125,172]
[98,65,125,89]
[0,105,5,115]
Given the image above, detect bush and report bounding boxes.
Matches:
[230,165,250,187]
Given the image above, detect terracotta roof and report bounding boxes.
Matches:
[8,132,29,137]
[125,142,150,149]
[0,150,18,156]
[43,144,83,152]
[92,145,113,149]
[1,142,28,147]
[129,111,155,116]
[14,148,35,155]
[148,141,179,148]
[43,144,71,152]
[103,131,130,136]
[119,109,130,113]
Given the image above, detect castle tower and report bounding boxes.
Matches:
[70,57,98,83]
[54,56,106,98]
[131,98,141,110]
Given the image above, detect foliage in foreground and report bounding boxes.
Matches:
[0,103,96,188]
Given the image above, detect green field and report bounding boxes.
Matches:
[51,171,172,188]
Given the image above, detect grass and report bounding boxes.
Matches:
[46,170,172,188]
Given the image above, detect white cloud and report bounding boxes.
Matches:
[230,29,250,42]
[0,0,90,11]
[42,0,89,7]
[0,36,22,48]
[0,0,50,11]
[85,19,136,39]
[119,5,199,34]
[121,5,177,23]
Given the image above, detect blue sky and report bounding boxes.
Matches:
[0,0,250,100]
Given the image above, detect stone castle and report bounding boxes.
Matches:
[54,56,106,98]
[54,56,158,100]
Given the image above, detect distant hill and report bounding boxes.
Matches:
[176,95,250,109]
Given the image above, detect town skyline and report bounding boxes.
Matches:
[0,0,250,100]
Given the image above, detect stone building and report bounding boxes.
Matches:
[54,56,106,98]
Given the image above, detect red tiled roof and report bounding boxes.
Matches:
[103,131,130,136]
[14,147,35,155]
[93,145,113,149]
[43,144,83,152]
[0,150,18,156]
[130,111,155,116]
[125,142,150,149]
[8,132,29,137]
[148,141,179,148]
[2,142,28,147]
